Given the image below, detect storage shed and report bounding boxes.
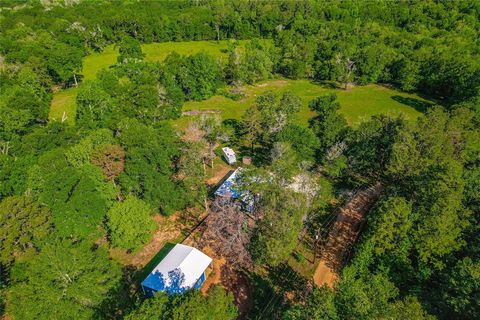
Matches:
[222,147,237,165]
[141,244,212,297]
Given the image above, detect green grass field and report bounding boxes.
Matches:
[49,87,78,125]
[49,40,433,127]
[179,79,433,128]
[48,40,239,124]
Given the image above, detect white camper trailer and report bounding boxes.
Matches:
[222,147,237,165]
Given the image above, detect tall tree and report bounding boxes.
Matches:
[7,239,123,320]
[106,195,156,252]
[309,94,347,156]
[0,196,52,267]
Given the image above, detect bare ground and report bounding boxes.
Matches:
[313,182,382,288]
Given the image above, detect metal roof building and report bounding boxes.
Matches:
[141,244,212,296]
[222,147,237,165]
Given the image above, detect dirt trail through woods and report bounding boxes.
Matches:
[313,183,382,288]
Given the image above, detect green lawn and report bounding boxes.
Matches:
[178,79,433,128]
[82,45,118,81]
[143,40,250,62]
[49,40,433,128]
[48,87,78,125]
[48,40,240,124]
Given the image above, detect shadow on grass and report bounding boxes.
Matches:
[391,95,434,113]
[311,80,340,89]
[245,263,308,319]
[134,242,176,283]
[93,265,140,319]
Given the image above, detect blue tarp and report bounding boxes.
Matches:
[214,169,242,198]
[214,168,256,213]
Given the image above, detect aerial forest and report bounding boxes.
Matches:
[0,0,479,319]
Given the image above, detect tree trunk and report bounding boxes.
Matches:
[73,73,78,87]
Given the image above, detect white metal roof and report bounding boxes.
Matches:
[222,147,236,158]
[149,244,212,289]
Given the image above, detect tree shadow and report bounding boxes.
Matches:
[245,272,280,320]
[267,263,309,297]
[92,265,140,320]
[245,263,309,319]
[311,80,340,89]
[391,95,434,113]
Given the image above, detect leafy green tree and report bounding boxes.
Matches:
[243,91,301,150]
[368,197,413,258]
[0,155,35,199]
[29,149,116,239]
[276,124,320,162]
[440,257,480,319]
[0,196,52,267]
[391,57,420,92]
[252,187,305,266]
[117,119,185,215]
[106,195,156,251]
[7,239,122,320]
[164,52,221,101]
[336,267,399,320]
[124,286,237,320]
[117,36,145,64]
[390,297,436,320]
[309,94,347,155]
[276,30,316,79]
[347,115,403,180]
[283,287,338,320]
[241,39,273,84]
[47,41,83,85]
[76,81,115,128]
[177,141,207,208]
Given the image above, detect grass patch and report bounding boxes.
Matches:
[49,40,243,125]
[50,40,433,128]
[143,40,250,62]
[177,79,433,129]
[82,45,118,81]
[48,87,78,125]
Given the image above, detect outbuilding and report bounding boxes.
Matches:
[141,244,212,296]
[222,147,237,165]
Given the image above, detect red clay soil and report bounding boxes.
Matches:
[313,182,382,288]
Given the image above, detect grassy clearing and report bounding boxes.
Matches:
[48,87,78,125]
[48,40,240,124]
[82,45,118,81]
[50,40,433,128]
[143,40,249,62]
[177,79,433,128]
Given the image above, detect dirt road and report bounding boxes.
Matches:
[313,183,382,288]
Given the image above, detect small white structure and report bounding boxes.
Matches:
[141,244,212,296]
[222,147,237,165]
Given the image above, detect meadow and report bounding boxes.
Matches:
[49,40,433,127]
[180,79,432,128]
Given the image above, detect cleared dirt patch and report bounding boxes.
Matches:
[313,183,382,288]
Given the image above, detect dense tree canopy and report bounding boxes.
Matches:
[0,1,479,319]
[106,195,156,252]
[7,239,122,320]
